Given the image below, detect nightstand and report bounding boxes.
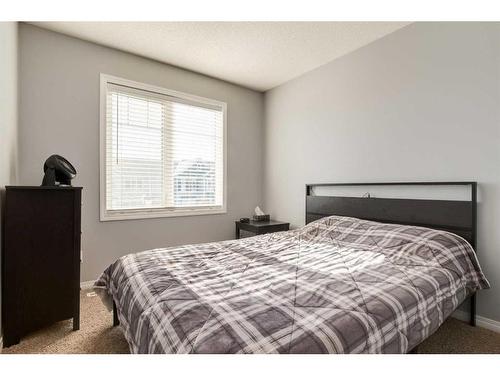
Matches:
[235,220,290,239]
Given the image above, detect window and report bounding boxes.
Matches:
[100,75,226,221]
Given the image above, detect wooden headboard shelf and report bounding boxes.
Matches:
[305,181,477,248]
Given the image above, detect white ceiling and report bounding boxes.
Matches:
[30,22,410,91]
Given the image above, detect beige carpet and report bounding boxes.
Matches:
[2,291,500,354]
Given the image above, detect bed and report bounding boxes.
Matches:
[95,182,489,354]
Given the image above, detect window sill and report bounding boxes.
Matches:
[100,207,227,222]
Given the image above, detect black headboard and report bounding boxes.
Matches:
[305,182,477,248]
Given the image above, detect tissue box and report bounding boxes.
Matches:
[253,214,270,222]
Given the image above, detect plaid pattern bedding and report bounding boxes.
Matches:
[95,216,489,354]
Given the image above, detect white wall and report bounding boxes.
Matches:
[264,22,500,321]
[0,21,18,342]
[18,24,265,281]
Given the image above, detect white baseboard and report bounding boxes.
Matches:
[452,310,500,333]
[80,280,96,290]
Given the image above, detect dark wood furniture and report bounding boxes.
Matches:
[305,181,478,327]
[235,220,290,239]
[113,300,120,327]
[1,186,82,347]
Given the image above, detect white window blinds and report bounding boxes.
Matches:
[103,79,225,220]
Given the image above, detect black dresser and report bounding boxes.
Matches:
[1,186,82,347]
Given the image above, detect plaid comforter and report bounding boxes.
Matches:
[95,216,489,354]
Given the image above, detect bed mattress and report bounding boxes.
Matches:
[95,215,489,353]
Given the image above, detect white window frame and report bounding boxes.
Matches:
[99,74,227,221]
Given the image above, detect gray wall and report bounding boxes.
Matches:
[264,22,500,321]
[0,21,18,200]
[0,21,18,342]
[18,24,265,281]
